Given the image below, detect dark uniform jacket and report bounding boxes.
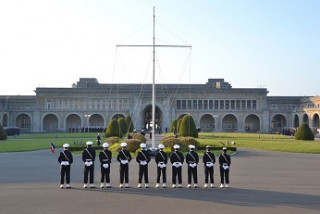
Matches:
[186,151,199,164]
[82,147,96,162]
[219,153,231,166]
[202,151,216,164]
[136,149,151,163]
[99,149,112,165]
[170,151,184,164]
[58,150,73,164]
[117,149,132,162]
[155,151,168,164]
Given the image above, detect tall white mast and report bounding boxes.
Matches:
[152,6,156,149]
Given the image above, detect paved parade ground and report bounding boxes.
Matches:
[1,148,320,214]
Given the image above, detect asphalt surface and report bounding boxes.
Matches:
[0,148,319,214]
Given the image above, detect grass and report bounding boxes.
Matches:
[1,132,319,154]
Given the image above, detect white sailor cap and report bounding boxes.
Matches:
[140,143,146,148]
[158,144,165,149]
[188,145,195,149]
[222,147,227,150]
[86,141,93,146]
[102,143,109,148]
[173,144,180,149]
[121,142,127,147]
[63,143,70,148]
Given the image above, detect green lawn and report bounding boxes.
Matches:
[1,132,319,154]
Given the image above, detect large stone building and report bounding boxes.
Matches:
[0,78,319,134]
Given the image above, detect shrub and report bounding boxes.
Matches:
[170,119,178,132]
[295,122,314,141]
[104,137,119,145]
[178,115,198,138]
[118,117,128,135]
[105,119,123,138]
[179,137,200,150]
[126,115,134,132]
[0,124,7,140]
[131,133,147,143]
[125,139,141,152]
[162,137,182,151]
[176,118,182,133]
[109,143,121,152]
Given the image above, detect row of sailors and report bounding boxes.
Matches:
[58,141,231,189]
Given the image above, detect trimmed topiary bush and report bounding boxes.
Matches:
[125,115,134,133]
[109,143,121,152]
[178,115,198,138]
[118,117,128,136]
[176,118,182,133]
[179,137,200,150]
[125,139,141,152]
[170,119,178,132]
[104,137,119,145]
[295,122,314,141]
[162,136,182,151]
[131,133,147,143]
[105,119,123,138]
[0,124,7,140]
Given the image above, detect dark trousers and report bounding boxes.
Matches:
[138,164,149,183]
[156,167,167,183]
[101,166,110,183]
[220,166,229,184]
[84,165,94,184]
[60,165,70,184]
[204,166,214,184]
[120,163,129,184]
[187,166,198,184]
[172,166,182,184]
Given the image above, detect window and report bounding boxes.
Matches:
[225,100,230,110]
[188,100,192,109]
[241,100,246,110]
[231,100,235,110]
[193,100,197,110]
[198,100,203,110]
[220,100,224,110]
[215,100,219,109]
[182,100,186,110]
[204,100,208,109]
[209,100,213,110]
[247,100,251,110]
[177,100,181,110]
[252,100,257,109]
[236,100,240,110]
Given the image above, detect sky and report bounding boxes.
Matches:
[0,0,319,96]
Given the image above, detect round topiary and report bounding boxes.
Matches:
[178,115,198,138]
[131,133,147,143]
[109,143,121,152]
[294,122,314,141]
[104,137,119,145]
[118,117,128,136]
[125,115,134,133]
[0,124,7,140]
[125,139,141,152]
[162,137,182,151]
[179,137,200,150]
[170,119,178,132]
[105,119,123,138]
[176,118,182,133]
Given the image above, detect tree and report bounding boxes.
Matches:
[170,119,177,132]
[105,119,123,138]
[0,124,7,140]
[178,115,198,138]
[125,115,134,132]
[294,122,314,141]
[118,117,128,136]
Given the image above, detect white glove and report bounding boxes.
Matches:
[85,161,93,167]
[121,160,129,164]
[158,163,166,168]
[173,162,182,168]
[140,160,147,166]
[61,161,69,166]
[222,164,229,170]
[189,163,197,168]
[102,163,109,169]
[206,162,214,167]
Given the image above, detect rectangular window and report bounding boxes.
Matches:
[247,100,252,110]
[225,100,230,110]
[193,100,197,110]
[198,100,203,110]
[188,100,192,109]
[209,100,213,110]
[220,100,224,110]
[204,100,208,109]
[236,100,240,110]
[182,100,186,110]
[252,100,257,109]
[177,100,181,110]
[215,100,219,109]
[231,100,235,110]
[241,100,246,110]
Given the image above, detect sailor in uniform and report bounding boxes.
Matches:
[170,144,184,188]
[117,142,132,188]
[82,141,96,188]
[202,145,216,188]
[155,144,168,188]
[219,147,231,188]
[136,143,151,188]
[185,145,199,188]
[99,142,112,188]
[58,143,73,189]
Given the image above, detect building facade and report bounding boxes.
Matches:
[0,78,319,134]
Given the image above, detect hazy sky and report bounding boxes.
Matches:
[0,0,319,96]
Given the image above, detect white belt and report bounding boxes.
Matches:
[158,162,166,168]
[173,162,182,168]
[140,160,147,166]
[206,162,214,167]
[121,160,128,164]
[189,163,197,168]
[61,161,69,166]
